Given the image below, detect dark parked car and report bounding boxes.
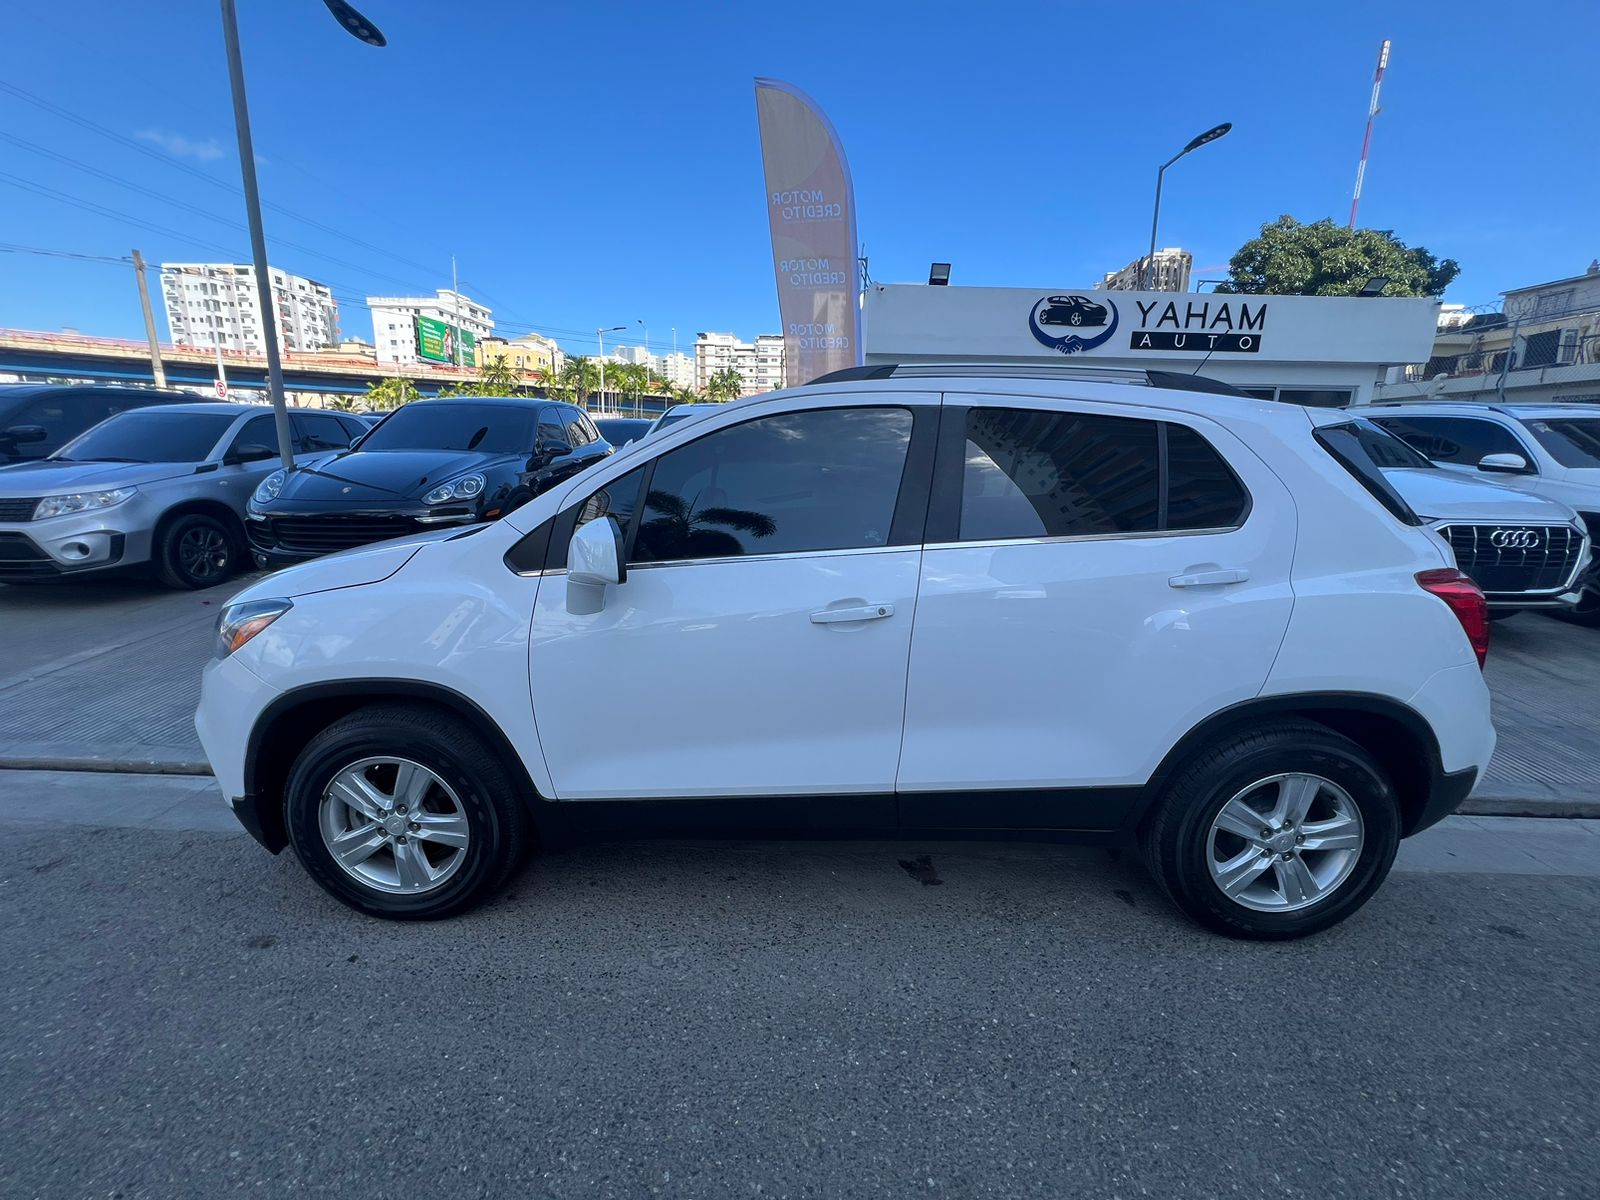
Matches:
[0,383,206,465]
[593,416,652,447]
[246,396,612,566]
[1038,295,1109,328]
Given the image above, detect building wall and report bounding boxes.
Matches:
[479,333,559,376]
[160,263,338,355]
[1096,248,1193,293]
[367,289,493,365]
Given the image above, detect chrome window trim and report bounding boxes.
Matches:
[923,525,1242,552]
[512,542,914,579]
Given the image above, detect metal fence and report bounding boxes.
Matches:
[1402,297,1600,384]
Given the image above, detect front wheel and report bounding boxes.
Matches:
[1142,721,1400,939]
[284,704,533,919]
[1546,586,1600,628]
[154,512,239,589]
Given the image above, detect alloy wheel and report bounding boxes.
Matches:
[1205,772,1364,913]
[178,526,230,582]
[318,757,471,895]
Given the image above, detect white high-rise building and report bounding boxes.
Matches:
[694,332,785,395]
[160,263,339,354]
[656,351,696,389]
[1096,247,1193,293]
[367,290,494,365]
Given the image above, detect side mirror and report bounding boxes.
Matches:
[1478,452,1529,474]
[225,443,277,465]
[535,440,572,465]
[566,516,625,615]
[0,424,48,447]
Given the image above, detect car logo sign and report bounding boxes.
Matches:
[1489,528,1541,549]
[1029,294,1120,356]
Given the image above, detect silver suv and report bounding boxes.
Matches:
[1364,402,1600,623]
[0,403,363,588]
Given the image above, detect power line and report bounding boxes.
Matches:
[0,79,446,282]
[0,243,132,266]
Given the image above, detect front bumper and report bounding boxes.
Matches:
[0,521,133,579]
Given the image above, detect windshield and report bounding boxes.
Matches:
[357,403,537,454]
[54,411,237,464]
[1350,418,1435,470]
[1524,417,1600,469]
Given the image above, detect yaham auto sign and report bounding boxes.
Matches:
[1027,293,1268,356]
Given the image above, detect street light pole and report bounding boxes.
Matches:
[219,0,386,469]
[596,324,625,409]
[1144,122,1232,289]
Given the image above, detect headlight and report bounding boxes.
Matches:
[252,469,287,505]
[423,473,486,505]
[33,487,137,521]
[214,598,292,659]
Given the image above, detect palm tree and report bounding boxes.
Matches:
[707,367,742,403]
[639,489,776,560]
[554,357,599,407]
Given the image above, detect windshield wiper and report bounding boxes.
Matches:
[79,456,148,463]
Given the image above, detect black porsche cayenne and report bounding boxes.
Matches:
[246,396,611,566]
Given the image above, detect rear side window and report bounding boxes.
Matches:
[1314,424,1423,526]
[957,409,1247,541]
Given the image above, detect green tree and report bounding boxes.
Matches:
[438,357,526,398]
[553,356,600,406]
[706,367,742,403]
[1216,216,1460,297]
[363,377,422,410]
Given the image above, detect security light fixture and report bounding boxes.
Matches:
[1358,276,1391,297]
[928,263,951,286]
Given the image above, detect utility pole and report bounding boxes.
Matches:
[130,250,168,388]
[213,329,229,400]
[220,0,295,469]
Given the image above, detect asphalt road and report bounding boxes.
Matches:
[3,811,1597,1199]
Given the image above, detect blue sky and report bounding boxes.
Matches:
[2,1,1595,357]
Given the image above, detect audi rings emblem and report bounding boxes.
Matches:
[1489,528,1542,549]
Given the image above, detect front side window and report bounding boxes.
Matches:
[633,407,913,563]
[293,412,354,452]
[1370,416,1530,468]
[16,392,119,456]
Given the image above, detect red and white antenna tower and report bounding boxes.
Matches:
[1348,39,1391,229]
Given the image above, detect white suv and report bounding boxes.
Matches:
[1363,403,1600,623]
[196,366,1496,939]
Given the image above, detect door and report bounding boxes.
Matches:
[1370,415,1543,490]
[897,398,1297,818]
[528,398,935,800]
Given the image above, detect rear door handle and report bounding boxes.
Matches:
[1168,568,1250,588]
[810,603,895,624]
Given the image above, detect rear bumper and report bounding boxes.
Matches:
[228,792,286,853]
[1409,766,1479,836]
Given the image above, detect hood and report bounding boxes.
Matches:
[1383,468,1579,523]
[227,525,477,603]
[0,459,189,495]
[269,448,513,503]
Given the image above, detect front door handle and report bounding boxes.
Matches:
[1169,568,1249,588]
[810,603,895,624]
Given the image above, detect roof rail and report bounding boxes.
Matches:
[808,362,1251,397]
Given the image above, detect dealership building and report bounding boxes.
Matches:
[861,284,1440,407]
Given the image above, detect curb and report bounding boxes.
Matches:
[2,759,1598,820]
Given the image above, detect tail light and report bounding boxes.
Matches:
[1416,568,1489,668]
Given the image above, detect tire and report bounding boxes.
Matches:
[153,512,240,589]
[1546,587,1600,628]
[283,703,533,920]
[1141,721,1400,940]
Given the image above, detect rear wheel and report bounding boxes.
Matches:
[1142,721,1400,939]
[154,512,239,589]
[284,704,533,919]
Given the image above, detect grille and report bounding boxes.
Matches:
[1440,524,1585,596]
[264,516,421,553]
[0,497,39,522]
[0,531,57,577]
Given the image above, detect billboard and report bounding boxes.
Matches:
[415,314,477,365]
[754,78,861,387]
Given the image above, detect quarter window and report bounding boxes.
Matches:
[1165,423,1251,530]
[632,407,913,563]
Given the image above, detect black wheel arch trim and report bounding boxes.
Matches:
[238,678,543,854]
[1138,690,1458,838]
